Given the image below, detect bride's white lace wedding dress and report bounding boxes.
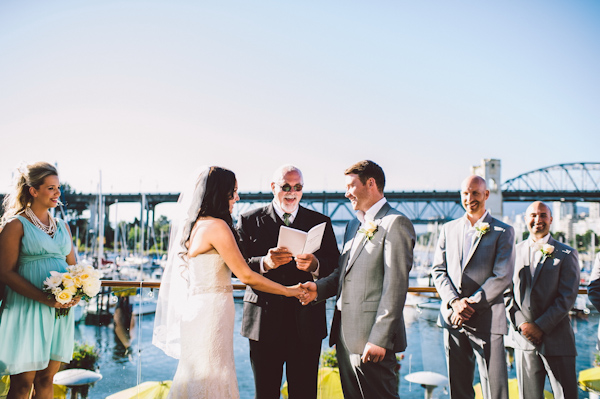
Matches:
[168,250,239,399]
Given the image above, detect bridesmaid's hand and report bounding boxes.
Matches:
[41,295,81,308]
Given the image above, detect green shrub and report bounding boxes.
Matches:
[66,342,100,371]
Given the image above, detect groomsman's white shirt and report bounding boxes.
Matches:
[528,233,550,277]
[461,210,490,269]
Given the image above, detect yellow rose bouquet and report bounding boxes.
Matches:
[43,264,102,318]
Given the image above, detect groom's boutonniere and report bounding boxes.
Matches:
[358,220,378,241]
[475,222,490,238]
[540,244,555,261]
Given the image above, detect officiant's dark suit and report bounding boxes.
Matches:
[236,165,339,399]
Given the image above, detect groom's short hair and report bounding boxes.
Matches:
[344,160,385,193]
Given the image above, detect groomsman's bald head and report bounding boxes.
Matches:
[526,201,553,240]
[460,175,489,221]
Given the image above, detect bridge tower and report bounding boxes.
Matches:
[471,159,503,218]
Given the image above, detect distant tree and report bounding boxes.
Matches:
[576,230,599,252]
[153,215,171,252]
[553,231,566,243]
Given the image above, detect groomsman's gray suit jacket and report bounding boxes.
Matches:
[432,213,515,335]
[505,237,579,356]
[315,202,415,355]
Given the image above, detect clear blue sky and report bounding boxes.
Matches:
[1,0,599,198]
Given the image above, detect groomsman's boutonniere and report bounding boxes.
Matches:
[540,244,555,261]
[475,222,490,238]
[358,220,378,241]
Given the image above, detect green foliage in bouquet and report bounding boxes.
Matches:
[595,352,600,368]
[66,342,100,371]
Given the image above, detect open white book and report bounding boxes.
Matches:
[276,222,327,256]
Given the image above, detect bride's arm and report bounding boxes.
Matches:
[208,220,303,298]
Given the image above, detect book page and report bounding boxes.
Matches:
[277,226,308,256]
[277,222,327,256]
[302,222,326,254]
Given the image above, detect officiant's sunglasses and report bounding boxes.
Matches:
[280,184,303,192]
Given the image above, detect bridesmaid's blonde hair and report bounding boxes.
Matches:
[1,162,58,227]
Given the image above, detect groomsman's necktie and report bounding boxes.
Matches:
[283,213,291,226]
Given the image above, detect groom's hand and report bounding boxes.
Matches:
[264,247,293,271]
[361,342,386,363]
[295,253,318,273]
[299,282,318,305]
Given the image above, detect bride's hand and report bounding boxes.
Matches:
[285,283,306,298]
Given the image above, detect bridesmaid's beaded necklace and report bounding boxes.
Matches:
[24,207,57,237]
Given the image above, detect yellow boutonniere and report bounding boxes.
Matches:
[475,222,490,238]
[358,220,378,240]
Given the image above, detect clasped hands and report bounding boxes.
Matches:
[450,297,476,327]
[519,322,544,346]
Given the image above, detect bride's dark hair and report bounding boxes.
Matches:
[198,166,236,229]
[179,166,237,252]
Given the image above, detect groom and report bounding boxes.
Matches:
[301,160,415,399]
[237,164,340,399]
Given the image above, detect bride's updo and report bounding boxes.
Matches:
[1,162,58,227]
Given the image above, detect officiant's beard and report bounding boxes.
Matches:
[279,195,299,213]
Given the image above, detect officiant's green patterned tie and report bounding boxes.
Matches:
[283,213,291,226]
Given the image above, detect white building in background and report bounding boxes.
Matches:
[471,158,503,218]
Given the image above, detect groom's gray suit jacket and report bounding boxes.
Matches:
[432,213,515,335]
[315,202,415,354]
[505,236,579,356]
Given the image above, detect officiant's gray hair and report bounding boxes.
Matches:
[272,164,304,185]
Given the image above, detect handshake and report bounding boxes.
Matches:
[288,282,318,306]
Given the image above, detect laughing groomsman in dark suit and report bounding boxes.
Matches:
[505,201,579,399]
[432,175,515,399]
[300,160,415,399]
[236,165,339,399]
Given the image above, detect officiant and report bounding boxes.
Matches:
[237,164,340,399]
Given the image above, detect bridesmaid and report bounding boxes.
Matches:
[0,162,79,399]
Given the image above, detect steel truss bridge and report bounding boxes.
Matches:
[2,162,599,225]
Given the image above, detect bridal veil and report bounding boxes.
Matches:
[153,166,210,359]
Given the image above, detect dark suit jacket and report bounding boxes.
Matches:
[505,237,580,356]
[237,204,340,343]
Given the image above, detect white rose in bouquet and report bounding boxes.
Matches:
[82,279,102,297]
[55,289,73,305]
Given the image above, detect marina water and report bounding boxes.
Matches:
[77,293,598,399]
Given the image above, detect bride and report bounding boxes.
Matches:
[153,166,304,399]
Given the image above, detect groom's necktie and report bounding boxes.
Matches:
[283,213,291,226]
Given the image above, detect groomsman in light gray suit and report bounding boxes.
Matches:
[505,201,580,399]
[432,175,515,399]
[300,160,415,399]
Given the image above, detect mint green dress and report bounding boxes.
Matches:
[0,216,74,375]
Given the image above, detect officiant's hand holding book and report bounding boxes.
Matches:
[264,247,293,271]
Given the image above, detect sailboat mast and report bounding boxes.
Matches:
[98,171,104,265]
